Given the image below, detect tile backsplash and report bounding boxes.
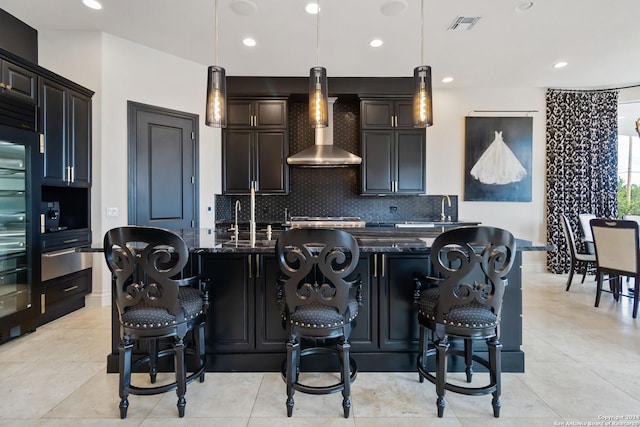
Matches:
[215,100,458,225]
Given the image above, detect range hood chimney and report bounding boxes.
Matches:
[287,97,362,167]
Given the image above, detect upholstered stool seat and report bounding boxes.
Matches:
[276,228,362,418]
[104,226,210,419]
[413,226,515,418]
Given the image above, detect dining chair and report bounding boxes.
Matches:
[413,226,516,418]
[589,219,640,319]
[560,214,597,291]
[578,213,597,254]
[103,226,210,418]
[275,228,362,418]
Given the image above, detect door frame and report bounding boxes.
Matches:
[127,101,199,227]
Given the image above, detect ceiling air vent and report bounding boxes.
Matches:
[448,16,481,31]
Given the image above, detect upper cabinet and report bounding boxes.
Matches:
[361,99,414,129]
[39,77,92,187]
[0,58,37,104]
[360,98,426,195]
[227,99,288,129]
[223,98,289,194]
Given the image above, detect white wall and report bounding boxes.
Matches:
[426,88,547,270]
[36,31,548,306]
[38,31,220,306]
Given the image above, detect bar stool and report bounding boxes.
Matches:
[275,228,362,418]
[104,226,209,418]
[413,226,515,417]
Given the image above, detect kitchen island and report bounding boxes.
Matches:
[103,227,551,374]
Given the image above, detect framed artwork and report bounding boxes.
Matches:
[464,116,533,202]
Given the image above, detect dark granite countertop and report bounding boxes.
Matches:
[169,227,553,254]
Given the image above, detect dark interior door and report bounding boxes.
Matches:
[128,102,198,229]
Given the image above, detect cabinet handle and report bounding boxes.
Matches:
[41,294,46,314]
[63,285,79,292]
[43,249,77,257]
[390,116,394,127]
[373,254,377,278]
[381,254,385,277]
[63,238,79,244]
[71,166,75,183]
[248,255,252,278]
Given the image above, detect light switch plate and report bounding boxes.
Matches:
[106,207,119,217]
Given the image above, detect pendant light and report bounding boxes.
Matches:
[309,1,328,128]
[206,0,227,128]
[413,0,433,127]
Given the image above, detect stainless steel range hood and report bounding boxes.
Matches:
[287,98,362,167]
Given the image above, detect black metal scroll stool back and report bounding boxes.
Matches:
[413,226,515,417]
[104,226,209,418]
[275,228,362,418]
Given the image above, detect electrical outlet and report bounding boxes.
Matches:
[106,207,119,217]
[389,206,398,214]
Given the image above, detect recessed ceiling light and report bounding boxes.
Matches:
[554,61,568,69]
[305,2,319,14]
[230,0,257,16]
[370,39,383,48]
[515,1,534,12]
[243,38,256,47]
[442,77,454,83]
[82,0,102,10]
[380,0,408,16]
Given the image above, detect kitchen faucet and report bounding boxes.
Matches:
[440,195,451,222]
[230,199,241,240]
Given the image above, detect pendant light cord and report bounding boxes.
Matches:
[316,0,320,66]
[215,0,219,65]
[420,0,424,65]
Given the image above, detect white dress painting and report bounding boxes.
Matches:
[470,130,526,185]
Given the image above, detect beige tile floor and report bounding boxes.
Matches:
[0,271,639,426]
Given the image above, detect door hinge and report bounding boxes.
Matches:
[39,134,45,153]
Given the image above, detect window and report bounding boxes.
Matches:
[618,130,640,216]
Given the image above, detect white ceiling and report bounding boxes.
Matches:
[2,0,640,133]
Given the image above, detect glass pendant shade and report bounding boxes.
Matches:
[413,65,433,127]
[309,66,328,128]
[206,65,227,128]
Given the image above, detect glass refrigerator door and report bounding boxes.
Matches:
[0,140,29,320]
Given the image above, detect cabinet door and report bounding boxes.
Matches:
[394,100,414,128]
[1,59,37,104]
[200,254,255,353]
[254,100,287,128]
[255,131,288,193]
[379,254,430,351]
[255,254,288,352]
[361,131,393,194]
[395,130,425,193]
[39,78,67,184]
[68,90,91,186]
[361,100,394,129]
[222,130,253,193]
[227,100,253,127]
[349,255,378,351]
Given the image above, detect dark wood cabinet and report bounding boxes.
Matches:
[200,253,256,353]
[377,253,430,351]
[39,77,91,187]
[223,98,289,194]
[361,99,414,129]
[0,58,37,104]
[360,98,425,195]
[39,268,92,325]
[362,129,425,194]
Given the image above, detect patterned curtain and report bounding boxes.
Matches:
[546,89,618,273]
